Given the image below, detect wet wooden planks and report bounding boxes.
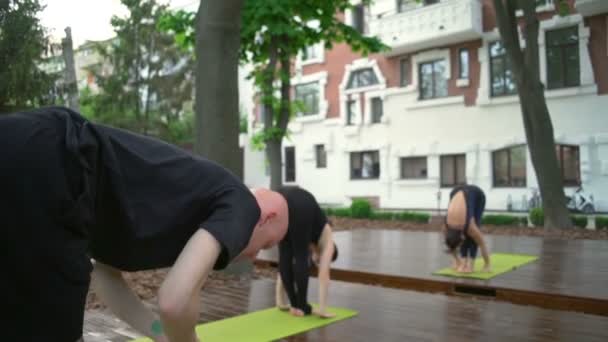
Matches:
[257,229,608,315]
[85,277,608,342]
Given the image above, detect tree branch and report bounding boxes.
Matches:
[492,0,525,82]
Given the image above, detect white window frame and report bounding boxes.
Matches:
[291,71,328,122]
[339,58,387,126]
[296,42,325,67]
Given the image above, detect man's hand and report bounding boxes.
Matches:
[289,308,304,317]
[313,308,336,319]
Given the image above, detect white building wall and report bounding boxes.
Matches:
[242,6,608,213]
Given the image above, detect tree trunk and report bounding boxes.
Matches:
[267,41,292,191]
[61,27,79,111]
[261,39,279,189]
[195,0,244,179]
[266,140,283,190]
[492,0,571,228]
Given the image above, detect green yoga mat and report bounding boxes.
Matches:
[433,253,538,280]
[131,305,357,342]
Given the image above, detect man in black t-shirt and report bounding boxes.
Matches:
[1,107,288,342]
[275,186,338,319]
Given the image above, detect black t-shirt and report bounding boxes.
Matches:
[276,186,328,315]
[27,107,260,271]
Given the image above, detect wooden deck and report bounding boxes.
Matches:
[84,277,608,342]
[257,229,608,315]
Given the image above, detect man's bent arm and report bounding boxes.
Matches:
[158,229,221,342]
[92,262,167,341]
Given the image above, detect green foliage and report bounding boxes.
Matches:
[571,215,588,229]
[86,0,194,144]
[350,199,372,219]
[159,0,389,165]
[370,212,396,221]
[157,9,195,51]
[325,207,351,217]
[394,211,430,223]
[482,215,523,226]
[529,208,545,227]
[0,0,56,109]
[326,206,430,223]
[596,217,608,230]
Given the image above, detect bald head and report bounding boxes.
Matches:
[237,188,289,260]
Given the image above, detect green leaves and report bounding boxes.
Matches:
[0,0,54,109]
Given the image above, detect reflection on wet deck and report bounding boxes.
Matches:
[84,278,608,342]
[257,229,608,315]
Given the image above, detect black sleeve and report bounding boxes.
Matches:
[200,187,260,270]
[278,240,297,307]
[278,229,313,315]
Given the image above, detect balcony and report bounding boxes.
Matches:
[369,0,483,56]
[575,0,608,17]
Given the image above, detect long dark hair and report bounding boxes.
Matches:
[445,227,464,253]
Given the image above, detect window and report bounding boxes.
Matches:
[419,59,448,100]
[458,48,469,79]
[352,4,365,34]
[347,68,379,89]
[301,44,319,62]
[285,146,296,182]
[371,97,383,123]
[556,144,580,186]
[351,151,380,179]
[315,144,327,169]
[294,82,319,116]
[401,157,428,179]
[490,41,517,96]
[346,99,357,125]
[440,154,466,187]
[493,145,527,187]
[400,58,410,87]
[546,26,580,89]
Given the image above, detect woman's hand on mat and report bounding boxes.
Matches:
[289,308,305,317]
[313,308,336,319]
[277,304,290,311]
[482,264,491,273]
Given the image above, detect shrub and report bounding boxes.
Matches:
[350,199,372,218]
[571,215,588,229]
[481,215,521,226]
[395,211,429,223]
[370,212,396,221]
[596,216,608,230]
[519,216,529,226]
[529,208,544,227]
[325,207,351,217]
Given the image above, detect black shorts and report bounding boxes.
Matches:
[1,112,92,342]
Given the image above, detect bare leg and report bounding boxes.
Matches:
[275,275,289,310]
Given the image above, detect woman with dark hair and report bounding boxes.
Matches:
[275,186,338,318]
[443,184,491,273]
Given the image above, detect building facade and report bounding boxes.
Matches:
[242,0,608,213]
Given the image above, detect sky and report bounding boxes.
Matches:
[39,0,199,48]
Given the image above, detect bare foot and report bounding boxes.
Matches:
[289,308,304,317]
[313,308,336,319]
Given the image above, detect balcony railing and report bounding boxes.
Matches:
[575,0,608,17]
[369,0,483,56]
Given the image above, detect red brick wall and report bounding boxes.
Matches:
[302,44,396,119]
[586,14,608,95]
[448,40,483,106]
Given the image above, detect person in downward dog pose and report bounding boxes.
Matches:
[275,186,338,318]
[443,184,491,273]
